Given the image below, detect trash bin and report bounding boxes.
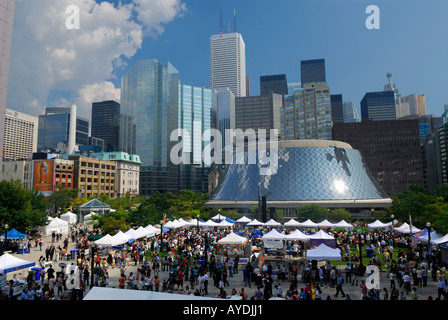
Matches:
[365,248,374,258]
[70,249,78,260]
[31,267,42,281]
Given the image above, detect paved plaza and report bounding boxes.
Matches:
[3,231,444,301]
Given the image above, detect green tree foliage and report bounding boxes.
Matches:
[297,204,329,221]
[90,211,129,235]
[0,179,48,233]
[47,186,78,214]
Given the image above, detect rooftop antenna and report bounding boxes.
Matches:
[220,9,222,34]
[234,8,236,32]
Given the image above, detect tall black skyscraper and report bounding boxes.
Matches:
[91,100,120,152]
[301,59,326,85]
[360,91,396,121]
[330,94,344,124]
[260,74,288,96]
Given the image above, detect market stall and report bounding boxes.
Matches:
[306,243,342,261]
[60,211,77,224]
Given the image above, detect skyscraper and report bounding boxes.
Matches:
[300,59,326,85]
[281,82,332,141]
[330,94,344,124]
[37,107,89,152]
[210,32,246,97]
[0,0,16,171]
[260,74,288,96]
[3,109,38,160]
[120,59,179,195]
[343,102,360,123]
[360,91,396,121]
[178,84,217,193]
[397,94,427,119]
[235,92,282,141]
[91,100,120,152]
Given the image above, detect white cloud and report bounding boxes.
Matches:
[7,0,185,120]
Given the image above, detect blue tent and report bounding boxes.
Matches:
[0,228,27,240]
[225,217,236,223]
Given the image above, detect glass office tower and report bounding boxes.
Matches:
[178,84,217,193]
[37,107,89,152]
[120,59,179,195]
[91,100,120,152]
[301,59,326,85]
[360,91,396,121]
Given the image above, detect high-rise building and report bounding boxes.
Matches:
[300,59,326,85]
[0,0,16,172]
[91,100,120,152]
[260,74,288,96]
[281,82,332,141]
[3,109,38,160]
[333,119,426,195]
[360,91,396,121]
[384,72,401,104]
[210,32,246,97]
[216,87,235,149]
[330,94,344,124]
[119,59,179,195]
[343,102,360,123]
[235,92,282,141]
[397,94,427,119]
[178,84,217,193]
[37,107,89,152]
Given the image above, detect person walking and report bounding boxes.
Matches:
[437,276,447,300]
[334,274,346,298]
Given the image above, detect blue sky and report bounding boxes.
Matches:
[123,0,448,116]
[8,0,448,118]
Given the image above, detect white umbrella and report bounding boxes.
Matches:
[284,219,301,227]
[247,219,263,226]
[285,229,310,241]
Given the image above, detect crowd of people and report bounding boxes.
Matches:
[1,220,448,301]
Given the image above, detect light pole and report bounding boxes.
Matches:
[90,243,97,289]
[357,228,365,276]
[426,222,431,261]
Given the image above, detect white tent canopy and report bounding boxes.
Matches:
[285,229,310,241]
[211,214,226,221]
[306,243,341,261]
[284,219,301,227]
[317,219,335,228]
[300,219,318,228]
[217,220,234,228]
[394,223,422,234]
[368,220,391,229]
[261,229,285,240]
[111,231,132,245]
[60,211,77,224]
[247,219,263,226]
[217,232,248,245]
[431,233,448,245]
[263,219,281,227]
[40,217,69,236]
[95,234,119,247]
[236,216,252,223]
[308,230,335,240]
[164,221,180,229]
[202,219,220,228]
[145,225,161,235]
[334,220,353,230]
[0,253,35,274]
[135,226,154,238]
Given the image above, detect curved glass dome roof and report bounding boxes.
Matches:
[208,140,391,208]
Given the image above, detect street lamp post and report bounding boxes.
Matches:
[426,222,431,261]
[90,243,97,289]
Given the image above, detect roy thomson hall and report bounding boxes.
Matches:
[207,139,394,219]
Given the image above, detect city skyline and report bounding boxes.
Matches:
[5,0,448,121]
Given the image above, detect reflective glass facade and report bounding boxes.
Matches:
[91,100,120,152]
[120,59,179,195]
[209,142,390,206]
[178,84,217,193]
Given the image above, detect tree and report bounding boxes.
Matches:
[0,179,48,233]
[47,186,78,214]
[297,204,329,221]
